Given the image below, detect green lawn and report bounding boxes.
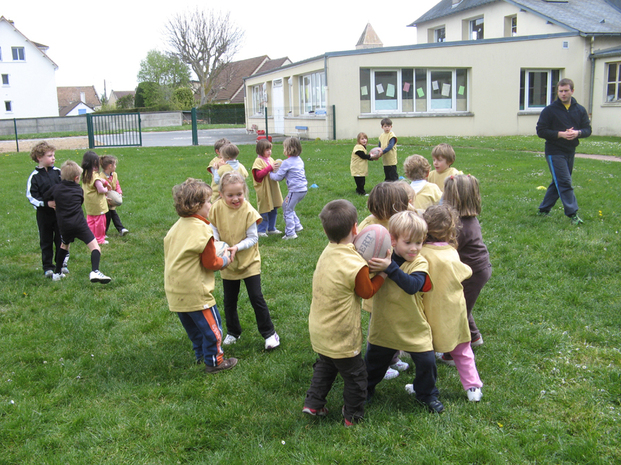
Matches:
[1,136,620,464]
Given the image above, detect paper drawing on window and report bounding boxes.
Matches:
[441,83,451,97]
[458,86,465,96]
[417,87,425,98]
[432,81,439,91]
[386,84,395,98]
[403,82,411,93]
[361,86,368,96]
[376,83,384,94]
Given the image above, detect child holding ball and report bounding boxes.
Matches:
[209,171,280,350]
[252,139,283,237]
[350,132,376,196]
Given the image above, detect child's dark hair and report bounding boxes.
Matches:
[214,138,230,153]
[319,199,358,243]
[100,155,118,170]
[172,178,212,217]
[60,160,82,182]
[443,174,481,217]
[431,143,456,165]
[283,137,302,157]
[30,141,56,163]
[403,155,431,181]
[423,204,461,248]
[81,151,100,185]
[220,143,240,161]
[367,182,409,221]
[256,139,272,156]
[380,118,393,127]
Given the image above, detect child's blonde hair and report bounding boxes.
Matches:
[367,182,409,221]
[403,155,431,181]
[172,178,212,217]
[219,171,248,196]
[431,143,456,165]
[423,204,461,248]
[396,180,416,205]
[356,132,368,144]
[443,174,481,217]
[283,137,302,157]
[30,141,56,162]
[60,160,82,182]
[389,210,427,243]
[100,155,118,170]
[220,143,240,161]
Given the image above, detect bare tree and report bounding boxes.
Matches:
[166,9,244,105]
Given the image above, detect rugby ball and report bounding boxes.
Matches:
[353,224,392,262]
[273,159,283,172]
[369,147,383,159]
[106,190,123,206]
[214,241,230,258]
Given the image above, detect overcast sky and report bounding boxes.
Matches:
[3,0,439,98]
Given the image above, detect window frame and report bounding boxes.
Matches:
[470,17,484,40]
[298,71,326,115]
[434,26,446,43]
[252,85,264,116]
[519,69,561,111]
[12,47,25,61]
[605,62,621,103]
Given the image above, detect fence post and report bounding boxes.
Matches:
[191,108,198,146]
[86,114,94,149]
[332,105,336,140]
[13,118,19,153]
[264,107,269,139]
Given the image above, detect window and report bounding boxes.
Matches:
[360,68,468,114]
[298,71,325,114]
[505,15,517,37]
[434,27,446,43]
[606,62,621,103]
[470,17,484,40]
[520,69,560,110]
[511,16,518,36]
[5,101,12,112]
[12,47,25,61]
[252,84,264,115]
[1,74,8,85]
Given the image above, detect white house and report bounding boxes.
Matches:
[0,16,59,119]
[243,0,621,139]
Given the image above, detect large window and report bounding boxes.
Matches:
[252,85,264,115]
[360,68,468,114]
[12,47,25,61]
[520,69,560,110]
[606,62,621,103]
[299,71,325,114]
[470,17,484,40]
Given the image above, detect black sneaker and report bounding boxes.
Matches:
[205,357,238,374]
[421,399,445,413]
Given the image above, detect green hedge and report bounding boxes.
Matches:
[196,103,245,125]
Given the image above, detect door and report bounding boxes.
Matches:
[272,79,284,134]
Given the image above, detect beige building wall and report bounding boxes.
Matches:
[591,52,621,136]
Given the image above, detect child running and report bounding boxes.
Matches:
[269,137,307,240]
[81,151,110,245]
[421,204,483,402]
[304,199,385,426]
[209,171,280,350]
[441,174,491,358]
[101,155,129,237]
[252,139,283,237]
[164,178,237,373]
[365,210,443,413]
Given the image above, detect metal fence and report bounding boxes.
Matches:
[245,105,336,140]
[86,113,142,148]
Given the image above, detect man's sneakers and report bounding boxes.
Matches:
[537,210,551,217]
[90,270,111,284]
[570,214,584,225]
[265,332,280,350]
[223,334,239,345]
[204,357,238,374]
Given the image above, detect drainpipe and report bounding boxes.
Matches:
[588,36,595,116]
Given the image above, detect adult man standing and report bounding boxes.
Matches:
[536,78,591,225]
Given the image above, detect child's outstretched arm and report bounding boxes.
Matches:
[381,138,396,154]
[253,164,273,183]
[354,266,385,299]
[223,222,258,263]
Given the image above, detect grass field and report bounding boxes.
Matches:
[1,136,620,464]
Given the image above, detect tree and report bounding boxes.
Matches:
[116,94,135,110]
[135,82,160,108]
[172,87,195,110]
[137,50,191,88]
[166,9,244,105]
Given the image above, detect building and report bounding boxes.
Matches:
[0,16,59,119]
[243,1,621,139]
[57,86,101,116]
[108,90,136,107]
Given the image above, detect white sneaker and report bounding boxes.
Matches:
[258,232,268,238]
[390,359,409,371]
[44,270,54,278]
[61,267,69,274]
[265,332,280,349]
[467,387,482,402]
[282,234,298,240]
[267,229,282,235]
[52,272,65,281]
[405,384,415,395]
[223,334,239,345]
[471,335,484,348]
[383,367,399,380]
[100,240,109,245]
[90,270,111,284]
[295,225,304,232]
[120,228,129,236]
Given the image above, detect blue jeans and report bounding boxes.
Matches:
[257,208,278,233]
[539,152,578,217]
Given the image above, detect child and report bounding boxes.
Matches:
[396,180,418,212]
[421,205,483,402]
[50,161,111,284]
[442,175,491,351]
[269,137,308,240]
[81,151,110,245]
[304,199,385,426]
[209,171,280,350]
[359,182,411,380]
[365,211,444,413]
[207,138,229,202]
[101,155,129,237]
[252,139,283,237]
[164,178,237,373]
[350,132,375,196]
[26,141,67,277]
[403,155,442,211]
[427,143,463,192]
[211,143,248,203]
[378,118,398,182]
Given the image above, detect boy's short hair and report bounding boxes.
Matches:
[60,160,82,182]
[100,155,118,169]
[431,143,456,165]
[30,141,56,162]
[367,182,409,221]
[214,138,230,153]
[380,118,393,127]
[319,199,358,243]
[219,171,248,196]
[283,137,302,157]
[558,78,574,91]
[256,139,272,156]
[423,204,461,247]
[172,178,212,217]
[443,174,481,217]
[403,155,431,181]
[220,143,240,161]
[389,210,427,243]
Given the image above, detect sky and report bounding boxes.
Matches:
[3,0,440,98]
